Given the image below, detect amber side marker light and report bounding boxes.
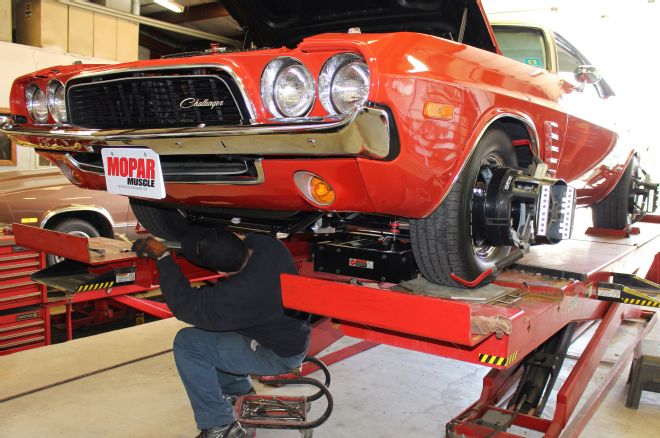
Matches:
[20,217,38,224]
[423,102,454,120]
[293,172,336,206]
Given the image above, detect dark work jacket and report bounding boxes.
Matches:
[157,233,311,357]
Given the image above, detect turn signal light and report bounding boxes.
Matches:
[310,177,336,205]
[423,102,454,120]
[293,172,336,206]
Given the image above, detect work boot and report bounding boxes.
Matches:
[225,387,256,406]
[195,421,247,438]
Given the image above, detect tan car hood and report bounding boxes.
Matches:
[0,169,70,196]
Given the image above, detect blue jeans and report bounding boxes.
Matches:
[173,327,307,429]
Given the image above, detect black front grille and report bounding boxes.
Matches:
[67,72,248,129]
[69,152,260,183]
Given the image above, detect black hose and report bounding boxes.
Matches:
[249,357,333,429]
[246,376,333,430]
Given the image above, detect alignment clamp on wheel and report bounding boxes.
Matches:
[453,163,577,288]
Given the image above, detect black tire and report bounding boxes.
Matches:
[410,128,518,287]
[46,218,100,266]
[592,156,642,229]
[129,198,189,241]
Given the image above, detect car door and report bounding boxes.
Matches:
[491,24,569,176]
[552,32,621,182]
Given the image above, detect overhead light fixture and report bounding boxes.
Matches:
[154,0,184,13]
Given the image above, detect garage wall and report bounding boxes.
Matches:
[0,0,10,42]
[483,0,660,181]
[0,41,115,171]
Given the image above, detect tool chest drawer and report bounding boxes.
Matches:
[0,237,44,310]
[0,306,47,355]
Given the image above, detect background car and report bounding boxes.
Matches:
[0,168,137,264]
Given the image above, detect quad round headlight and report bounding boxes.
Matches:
[319,53,370,115]
[25,84,49,124]
[261,58,315,118]
[47,80,67,123]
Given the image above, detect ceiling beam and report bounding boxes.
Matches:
[139,33,180,53]
[147,2,230,24]
[59,0,240,46]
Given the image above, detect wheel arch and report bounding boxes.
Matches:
[463,112,540,176]
[41,206,115,238]
[607,151,638,194]
[425,112,540,218]
[577,149,636,206]
[495,114,539,168]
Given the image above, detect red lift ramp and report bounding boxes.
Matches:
[12,223,218,297]
[12,223,136,266]
[281,220,660,437]
[10,223,222,341]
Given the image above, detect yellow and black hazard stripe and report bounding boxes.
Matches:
[478,351,518,367]
[622,297,660,308]
[598,282,660,308]
[75,281,115,292]
[621,285,660,308]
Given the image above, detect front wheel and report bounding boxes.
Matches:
[410,128,518,287]
[591,155,645,229]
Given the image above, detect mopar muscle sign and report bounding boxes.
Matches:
[102,148,166,199]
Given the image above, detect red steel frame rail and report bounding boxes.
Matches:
[280,221,660,437]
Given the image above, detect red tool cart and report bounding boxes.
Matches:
[0,234,48,355]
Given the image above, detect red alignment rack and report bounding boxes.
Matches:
[280,220,660,437]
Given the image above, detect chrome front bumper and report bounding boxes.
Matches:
[2,107,393,159]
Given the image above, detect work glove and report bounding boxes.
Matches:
[131,237,169,260]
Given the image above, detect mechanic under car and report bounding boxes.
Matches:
[131,229,312,438]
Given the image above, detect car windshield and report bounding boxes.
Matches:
[492,26,547,69]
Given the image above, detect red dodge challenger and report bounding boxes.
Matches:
[1,0,657,287]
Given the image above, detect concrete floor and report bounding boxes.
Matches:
[1,315,659,438]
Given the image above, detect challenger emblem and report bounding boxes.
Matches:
[179,98,225,110]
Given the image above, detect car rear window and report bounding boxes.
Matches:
[492,27,547,70]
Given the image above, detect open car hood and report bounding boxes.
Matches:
[223,0,497,52]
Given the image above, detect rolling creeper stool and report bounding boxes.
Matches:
[235,357,333,437]
[626,339,660,408]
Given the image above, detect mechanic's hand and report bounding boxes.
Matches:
[131,238,169,260]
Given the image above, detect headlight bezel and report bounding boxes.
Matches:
[25,83,49,124]
[46,80,68,124]
[261,57,316,119]
[319,53,370,115]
